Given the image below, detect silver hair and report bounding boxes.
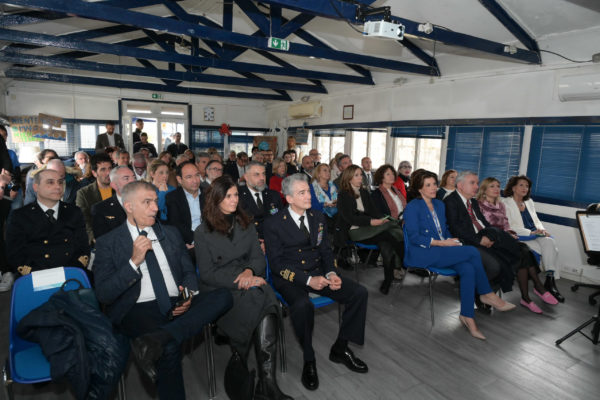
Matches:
[281,173,308,197]
[246,160,266,171]
[121,180,156,204]
[456,170,478,184]
[109,165,132,182]
[196,152,210,160]
[74,151,89,161]
[46,158,65,169]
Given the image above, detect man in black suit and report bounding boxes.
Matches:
[91,166,135,240]
[263,174,369,392]
[166,132,188,158]
[95,121,125,153]
[224,151,249,184]
[444,171,516,293]
[6,169,90,275]
[262,148,274,186]
[94,181,232,400]
[133,132,158,158]
[165,161,203,259]
[239,161,282,245]
[300,156,314,181]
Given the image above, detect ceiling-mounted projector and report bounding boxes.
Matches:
[364,20,405,40]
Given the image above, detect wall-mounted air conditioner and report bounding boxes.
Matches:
[558,72,600,102]
[288,101,322,119]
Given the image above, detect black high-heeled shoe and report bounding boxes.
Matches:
[544,275,565,303]
[379,280,391,295]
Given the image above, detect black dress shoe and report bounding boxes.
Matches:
[544,276,565,303]
[131,334,163,383]
[379,280,391,295]
[329,346,368,373]
[301,361,319,391]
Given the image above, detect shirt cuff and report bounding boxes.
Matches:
[306,276,311,286]
[129,259,140,273]
[325,271,337,279]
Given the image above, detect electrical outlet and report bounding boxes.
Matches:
[563,265,583,276]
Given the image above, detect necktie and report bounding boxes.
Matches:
[367,173,372,186]
[45,209,56,223]
[467,200,484,232]
[255,192,263,209]
[140,231,172,315]
[299,215,310,240]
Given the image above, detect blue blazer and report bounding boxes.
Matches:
[403,198,452,268]
[94,222,199,324]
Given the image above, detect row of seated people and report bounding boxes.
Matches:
[2,149,564,399]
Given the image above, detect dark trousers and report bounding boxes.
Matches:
[476,247,502,286]
[274,275,368,362]
[119,288,233,400]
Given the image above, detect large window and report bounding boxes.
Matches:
[349,130,387,169]
[527,125,600,204]
[445,126,523,187]
[230,131,265,155]
[191,128,223,154]
[391,126,444,174]
[313,130,346,165]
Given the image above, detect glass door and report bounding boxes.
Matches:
[159,119,186,153]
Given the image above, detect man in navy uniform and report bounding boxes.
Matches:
[239,161,282,244]
[6,169,90,275]
[263,174,368,392]
[92,165,135,240]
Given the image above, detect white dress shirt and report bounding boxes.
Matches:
[247,186,263,207]
[106,133,116,147]
[127,221,179,303]
[38,200,60,219]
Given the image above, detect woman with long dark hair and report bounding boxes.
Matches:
[404,171,515,340]
[194,176,291,400]
[370,164,406,220]
[336,165,404,295]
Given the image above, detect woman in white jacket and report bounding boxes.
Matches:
[502,176,564,302]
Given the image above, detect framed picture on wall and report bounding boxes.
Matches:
[343,105,354,120]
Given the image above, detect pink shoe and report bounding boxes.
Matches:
[534,289,559,305]
[520,299,543,314]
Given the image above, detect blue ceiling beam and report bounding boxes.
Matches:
[478,0,540,53]
[0,50,326,93]
[400,38,440,75]
[259,0,540,64]
[4,69,292,101]
[135,58,181,86]
[6,0,435,75]
[0,28,368,84]
[270,6,282,34]
[276,13,315,38]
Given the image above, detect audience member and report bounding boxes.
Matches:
[403,170,515,340]
[361,157,376,192]
[394,160,412,191]
[200,160,223,191]
[195,152,210,182]
[166,161,204,259]
[148,159,176,221]
[7,169,90,276]
[238,161,282,244]
[24,149,58,205]
[253,151,265,164]
[436,169,457,200]
[329,152,344,182]
[336,165,404,295]
[166,132,188,157]
[47,158,81,204]
[477,177,558,313]
[264,174,369,391]
[503,175,564,302]
[370,164,406,221]
[93,181,232,400]
[175,154,188,166]
[283,150,298,175]
[133,132,158,158]
[183,149,195,162]
[74,150,90,178]
[300,155,314,180]
[195,176,291,400]
[0,170,13,291]
[76,153,114,243]
[95,121,125,153]
[250,145,260,161]
[116,149,130,167]
[132,153,147,180]
[108,147,119,165]
[308,149,321,166]
[224,151,249,183]
[332,154,352,188]
[309,163,338,231]
[269,157,287,203]
[91,165,135,240]
[132,119,144,143]
[444,171,519,296]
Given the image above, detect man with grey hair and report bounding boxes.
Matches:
[132,152,147,180]
[92,166,136,239]
[445,171,519,297]
[6,169,90,276]
[333,154,352,188]
[239,161,282,242]
[264,173,369,391]
[94,180,232,400]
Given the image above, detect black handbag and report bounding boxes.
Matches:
[60,278,100,311]
[224,351,255,400]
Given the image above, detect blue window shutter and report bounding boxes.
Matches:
[391,126,445,138]
[446,126,484,174]
[314,129,346,137]
[577,126,600,203]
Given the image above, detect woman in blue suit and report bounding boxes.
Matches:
[403,170,515,340]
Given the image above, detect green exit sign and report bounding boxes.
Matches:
[267,37,290,51]
[152,93,163,99]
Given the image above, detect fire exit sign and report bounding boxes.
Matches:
[152,93,163,99]
[267,37,290,51]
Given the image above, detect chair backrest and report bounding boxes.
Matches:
[402,224,410,266]
[9,267,91,370]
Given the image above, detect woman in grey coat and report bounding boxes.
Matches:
[194,175,291,400]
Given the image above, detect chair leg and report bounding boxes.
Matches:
[277,312,287,373]
[204,324,217,399]
[337,303,343,326]
[117,374,127,400]
[428,272,435,327]
[351,246,360,282]
[3,358,14,400]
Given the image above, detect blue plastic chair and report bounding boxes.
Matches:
[402,226,458,327]
[348,241,379,282]
[265,258,341,372]
[2,267,126,400]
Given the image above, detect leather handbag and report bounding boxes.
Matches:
[224,351,255,400]
[60,278,100,311]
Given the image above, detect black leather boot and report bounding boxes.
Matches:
[254,314,293,400]
[544,275,565,303]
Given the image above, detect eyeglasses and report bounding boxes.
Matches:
[208,167,223,172]
[134,219,166,243]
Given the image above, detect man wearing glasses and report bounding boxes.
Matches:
[94,180,232,400]
[200,159,223,191]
